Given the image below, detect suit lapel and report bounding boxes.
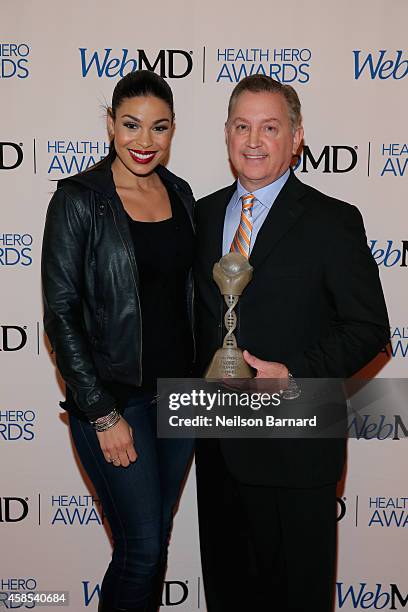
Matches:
[249,172,307,270]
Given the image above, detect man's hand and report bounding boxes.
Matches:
[242,350,289,393]
[243,350,289,383]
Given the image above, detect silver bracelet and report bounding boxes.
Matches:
[91,409,120,432]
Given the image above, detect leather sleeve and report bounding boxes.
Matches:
[286,204,390,378]
[41,187,117,420]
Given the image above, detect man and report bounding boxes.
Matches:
[194,75,389,612]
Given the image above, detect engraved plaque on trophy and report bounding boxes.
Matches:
[205,252,254,379]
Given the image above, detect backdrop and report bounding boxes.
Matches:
[1,1,407,610]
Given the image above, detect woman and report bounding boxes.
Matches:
[42,71,195,612]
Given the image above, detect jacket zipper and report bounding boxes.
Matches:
[176,186,197,365]
[108,199,143,385]
[191,280,196,364]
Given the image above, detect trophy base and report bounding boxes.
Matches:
[204,348,254,379]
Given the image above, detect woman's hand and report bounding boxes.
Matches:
[96,416,138,467]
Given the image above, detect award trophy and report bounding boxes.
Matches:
[205,252,254,379]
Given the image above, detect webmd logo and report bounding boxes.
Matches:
[0,142,24,170]
[336,583,408,609]
[354,50,408,80]
[0,325,28,352]
[293,145,358,173]
[369,241,408,268]
[79,48,193,78]
[82,580,191,607]
[0,497,30,523]
[0,323,41,356]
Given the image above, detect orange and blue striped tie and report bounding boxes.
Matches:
[230,194,255,259]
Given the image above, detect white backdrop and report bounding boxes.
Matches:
[1,1,407,610]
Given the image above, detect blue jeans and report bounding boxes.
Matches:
[69,392,193,610]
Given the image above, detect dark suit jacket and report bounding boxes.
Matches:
[195,171,390,487]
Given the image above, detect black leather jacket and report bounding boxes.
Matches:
[41,156,195,421]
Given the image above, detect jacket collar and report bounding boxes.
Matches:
[206,170,307,270]
[249,170,307,269]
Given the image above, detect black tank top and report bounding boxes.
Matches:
[125,181,194,391]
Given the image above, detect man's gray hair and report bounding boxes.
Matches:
[227,75,302,131]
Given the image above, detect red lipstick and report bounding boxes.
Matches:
[128,149,157,164]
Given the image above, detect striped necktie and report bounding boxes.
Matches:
[230,193,255,259]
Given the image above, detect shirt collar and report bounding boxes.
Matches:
[235,168,290,209]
